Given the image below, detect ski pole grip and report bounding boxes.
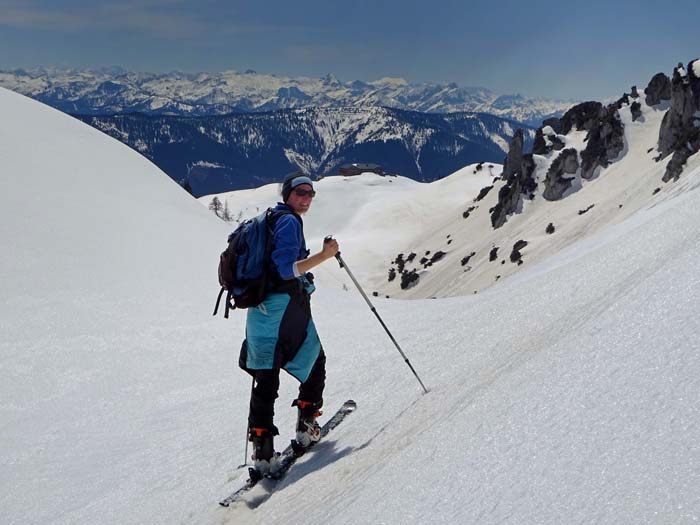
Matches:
[324,235,342,260]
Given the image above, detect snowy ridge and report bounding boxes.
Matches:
[77,106,527,196]
[0,67,572,126]
[2,85,700,524]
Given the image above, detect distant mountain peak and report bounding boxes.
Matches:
[0,67,573,127]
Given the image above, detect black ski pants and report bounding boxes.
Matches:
[240,287,326,432]
[247,348,326,433]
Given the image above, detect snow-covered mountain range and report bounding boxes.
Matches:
[77,106,531,196]
[0,67,572,126]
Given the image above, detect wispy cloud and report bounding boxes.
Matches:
[0,1,228,39]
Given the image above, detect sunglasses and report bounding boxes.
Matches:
[293,188,316,198]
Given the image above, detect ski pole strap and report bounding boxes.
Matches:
[213,287,225,316]
[224,290,234,319]
[212,287,235,318]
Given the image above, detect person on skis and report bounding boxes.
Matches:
[238,171,339,475]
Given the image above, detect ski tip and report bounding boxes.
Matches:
[344,399,357,410]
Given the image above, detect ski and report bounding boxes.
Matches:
[219,399,357,507]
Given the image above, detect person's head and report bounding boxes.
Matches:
[281,172,316,214]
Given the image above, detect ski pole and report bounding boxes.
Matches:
[238,376,255,469]
[326,237,429,395]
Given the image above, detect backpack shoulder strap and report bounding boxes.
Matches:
[266,206,299,225]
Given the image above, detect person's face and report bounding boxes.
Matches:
[286,184,315,214]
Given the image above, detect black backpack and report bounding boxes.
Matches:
[212,208,291,318]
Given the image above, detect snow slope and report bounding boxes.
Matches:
[2,87,700,524]
[0,86,237,523]
[204,96,699,303]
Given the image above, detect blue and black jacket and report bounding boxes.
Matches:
[239,203,321,383]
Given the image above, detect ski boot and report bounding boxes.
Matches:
[292,399,322,448]
[249,427,282,477]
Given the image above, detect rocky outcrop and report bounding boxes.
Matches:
[533,125,566,155]
[644,72,671,107]
[532,128,547,155]
[510,240,528,265]
[631,101,642,121]
[400,269,419,289]
[658,63,698,156]
[489,130,537,228]
[543,148,579,201]
[580,106,625,180]
[500,129,525,180]
[662,149,693,182]
[658,60,700,181]
[542,116,563,134]
[560,101,604,135]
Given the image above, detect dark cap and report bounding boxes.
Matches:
[281,171,314,201]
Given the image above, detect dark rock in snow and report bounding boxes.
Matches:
[532,128,547,155]
[542,117,562,134]
[663,147,699,182]
[550,135,566,151]
[580,105,625,180]
[546,223,555,234]
[474,185,493,202]
[631,101,642,121]
[394,254,406,273]
[532,125,565,155]
[461,252,476,266]
[489,130,537,228]
[462,205,477,219]
[388,267,397,282]
[501,129,525,181]
[400,269,419,290]
[543,148,579,201]
[430,251,446,263]
[578,204,595,215]
[615,93,630,109]
[658,63,698,157]
[560,101,604,135]
[658,60,700,181]
[510,240,528,264]
[644,72,672,106]
[489,247,499,261]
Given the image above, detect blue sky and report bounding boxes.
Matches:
[0,0,698,100]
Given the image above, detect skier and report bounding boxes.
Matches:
[239,171,339,476]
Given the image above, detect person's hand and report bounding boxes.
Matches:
[322,237,339,259]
